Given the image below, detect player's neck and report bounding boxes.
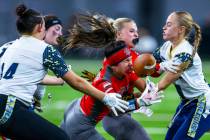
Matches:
[171,37,185,49]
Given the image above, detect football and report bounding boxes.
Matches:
[133,53,156,77]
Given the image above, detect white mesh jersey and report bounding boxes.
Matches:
[0,36,49,102]
[1,40,46,102]
[154,39,210,99]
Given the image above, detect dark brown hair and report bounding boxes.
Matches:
[65,13,117,50]
[16,4,43,34]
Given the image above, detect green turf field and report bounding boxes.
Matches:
[39,59,210,140]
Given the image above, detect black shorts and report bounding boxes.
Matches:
[0,94,69,140]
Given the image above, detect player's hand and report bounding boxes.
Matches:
[133,106,153,117]
[102,93,129,116]
[159,59,180,73]
[137,77,164,106]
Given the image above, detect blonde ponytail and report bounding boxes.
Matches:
[192,22,202,56]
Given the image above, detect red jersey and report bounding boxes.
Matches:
[80,66,138,123]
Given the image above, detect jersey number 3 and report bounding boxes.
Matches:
[1,63,19,79]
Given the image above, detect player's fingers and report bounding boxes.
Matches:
[118,98,129,105]
[117,101,129,110]
[115,94,122,98]
[150,99,162,104]
[115,105,126,113]
[111,107,118,116]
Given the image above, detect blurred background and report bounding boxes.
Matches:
[0,0,210,59]
[0,1,210,140]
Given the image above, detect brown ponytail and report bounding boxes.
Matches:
[65,13,117,50]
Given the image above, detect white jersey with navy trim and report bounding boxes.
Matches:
[154,39,210,99]
[0,36,48,103]
[0,40,16,76]
[0,40,16,57]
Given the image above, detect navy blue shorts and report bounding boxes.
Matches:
[165,96,210,140]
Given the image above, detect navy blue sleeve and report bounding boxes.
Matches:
[153,47,164,63]
[0,41,14,57]
[174,52,193,63]
[43,45,68,77]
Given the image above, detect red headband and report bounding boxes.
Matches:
[106,47,131,65]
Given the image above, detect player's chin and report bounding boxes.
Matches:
[125,68,133,74]
[162,34,169,41]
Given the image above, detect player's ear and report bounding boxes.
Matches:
[116,31,122,38]
[36,23,44,33]
[38,24,42,32]
[178,26,185,34]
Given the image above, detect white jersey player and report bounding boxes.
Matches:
[153,11,210,140]
[155,40,210,99]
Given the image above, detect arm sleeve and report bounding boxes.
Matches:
[153,47,164,63]
[174,52,193,70]
[43,45,68,77]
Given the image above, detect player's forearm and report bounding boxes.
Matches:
[63,71,105,101]
[41,75,64,85]
[134,78,146,92]
[158,72,181,91]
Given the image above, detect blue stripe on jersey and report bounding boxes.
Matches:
[0,48,7,57]
[43,45,68,77]
[174,84,186,99]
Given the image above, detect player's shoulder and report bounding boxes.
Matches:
[161,41,171,49]
[175,40,192,54]
[0,40,16,48]
[19,36,49,49]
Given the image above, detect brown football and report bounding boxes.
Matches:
[133,53,156,77]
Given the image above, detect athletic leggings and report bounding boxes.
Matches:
[102,113,151,140]
[60,99,105,140]
[0,94,69,140]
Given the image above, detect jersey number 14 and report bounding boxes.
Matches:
[1,63,19,79]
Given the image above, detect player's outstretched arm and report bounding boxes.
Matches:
[62,70,129,116]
